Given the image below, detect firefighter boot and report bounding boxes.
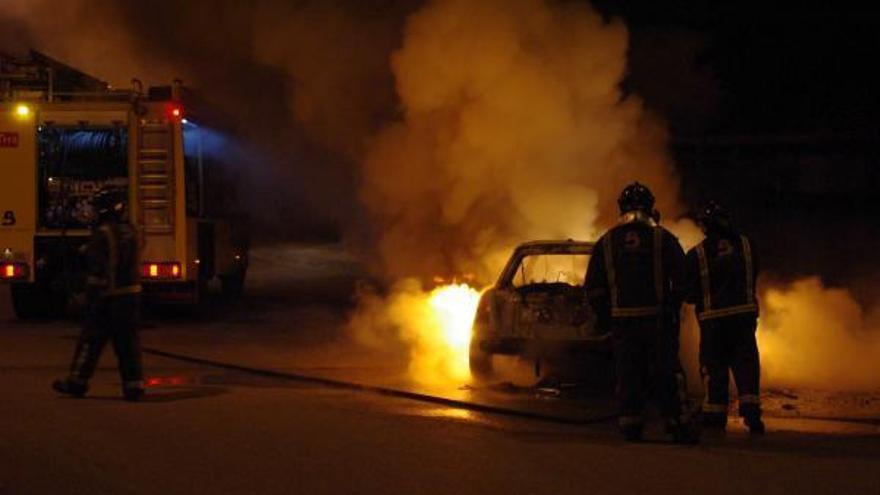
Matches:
[52,378,88,398]
[621,424,644,443]
[668,420,701,445]
[741,402,764,435]
[700,411,728,430]
[744,414,765,435]
[123,384,145,402]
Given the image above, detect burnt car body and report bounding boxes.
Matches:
[469,240,612,377]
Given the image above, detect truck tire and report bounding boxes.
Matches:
[11,284,69,319]
[10,284,49,319]
[46,288,69,318]
[469,342,494,379]
[220,270,245,299]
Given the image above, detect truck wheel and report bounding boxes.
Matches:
[46,288,69,318]
[220,271,245,299]
[191,277,210,312]
[469,342,494,379]
[10,284,49,319]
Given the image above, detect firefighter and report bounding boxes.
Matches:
[651,206,691,399]
[52,188,145,402]
[585,182,698,443]
[686,201,764,433]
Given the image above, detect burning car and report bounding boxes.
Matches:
[469,240,612,377]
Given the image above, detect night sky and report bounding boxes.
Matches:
[597,2,880,135]
[592,2,880,290]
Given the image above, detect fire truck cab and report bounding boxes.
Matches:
[0,51,248,317]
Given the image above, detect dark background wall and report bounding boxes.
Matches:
[601,2,880,297]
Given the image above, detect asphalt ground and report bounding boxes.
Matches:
[2,326,880,495]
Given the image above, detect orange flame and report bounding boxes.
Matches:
[425,283,481,380]
[381,282,481,387]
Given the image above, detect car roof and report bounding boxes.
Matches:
[512,239,594,254]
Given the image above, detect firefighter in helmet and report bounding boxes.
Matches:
[585,182,698,443]
[52,187,145,402]
[685,201,764,433]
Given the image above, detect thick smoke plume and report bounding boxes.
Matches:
[361,0,686,282]
[349,0,700,386]
[757,278,880,391]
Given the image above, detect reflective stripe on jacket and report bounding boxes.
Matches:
[586,218,685,320]
[602,226,664,317]
[688,234,758,321]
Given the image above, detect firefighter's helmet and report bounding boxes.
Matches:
[617,182,655,214]
[92,188,127,223]
[696,201,732,234]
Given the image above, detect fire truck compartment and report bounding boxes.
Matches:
[37,126,129,230]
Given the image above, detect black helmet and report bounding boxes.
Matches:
[617,182,655,214]
[92,188,127,223]
[696,201,732,234]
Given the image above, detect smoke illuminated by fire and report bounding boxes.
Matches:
[361,0,684,284]
[678,276,880,393]
[757,278,880,391]
[354,0,698,385]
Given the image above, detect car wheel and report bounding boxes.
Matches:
[469,342,494,378]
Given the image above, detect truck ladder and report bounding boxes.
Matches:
[137,121,175,234]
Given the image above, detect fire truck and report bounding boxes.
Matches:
[0,51,248,318]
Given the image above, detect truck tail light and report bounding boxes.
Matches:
[0,262,28,281]
[142,262,181,280]
[166,104,184,121]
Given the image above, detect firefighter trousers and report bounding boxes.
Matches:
[612,316,689,431]
[69,295,143,390]
[699,313,760,420]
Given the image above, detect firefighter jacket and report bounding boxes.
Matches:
[83,221,142,299]
[685,233,759,321]
[586,214,686,324]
